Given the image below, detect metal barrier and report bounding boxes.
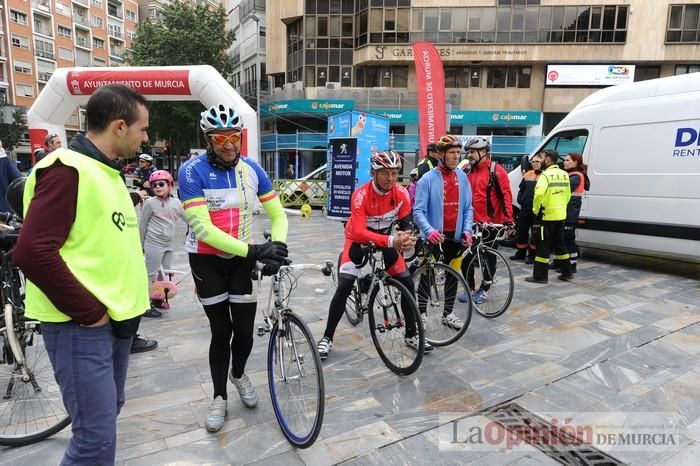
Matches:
[274,179,327,208]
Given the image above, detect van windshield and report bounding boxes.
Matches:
[541,129,589,160]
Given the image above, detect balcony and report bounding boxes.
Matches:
[73,15,90,28]
[37,71,53,82]
[75,37,90,49]
[35,49,55,60]
[72,0,89,7]
[31,0,52,15]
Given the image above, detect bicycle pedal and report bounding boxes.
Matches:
[257,326,266,337]
[376,324,386,333]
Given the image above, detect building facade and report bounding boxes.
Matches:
[227,0,266,108]
[263,0,700,177]
[0,0,139,164]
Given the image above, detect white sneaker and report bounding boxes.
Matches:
[229,373,258,408]
[403,335,433,353]
[205,396,227,432]
[442,313,464,330]
[317,337,332,360]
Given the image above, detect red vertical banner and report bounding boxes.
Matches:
[413,42,446,158]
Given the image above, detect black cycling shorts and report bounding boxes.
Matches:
[188,253,256,307]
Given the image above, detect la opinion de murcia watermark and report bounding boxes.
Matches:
[438,411,680,453]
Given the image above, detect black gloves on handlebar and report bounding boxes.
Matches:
[247,240,289,264]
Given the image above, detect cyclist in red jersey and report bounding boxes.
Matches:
[317,151,432,360]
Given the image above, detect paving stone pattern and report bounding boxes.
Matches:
[2,213,699,466]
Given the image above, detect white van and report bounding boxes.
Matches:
[509,73,700,263]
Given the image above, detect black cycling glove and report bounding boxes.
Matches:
[247,241,289,263]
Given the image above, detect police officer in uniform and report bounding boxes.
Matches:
[416,143,441,180]
[525,149,573,283]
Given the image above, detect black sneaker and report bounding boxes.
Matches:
[525,276,548,284]
[130,336,158,354]
[143,308,162,318]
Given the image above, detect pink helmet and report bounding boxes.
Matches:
[149,170,174,185]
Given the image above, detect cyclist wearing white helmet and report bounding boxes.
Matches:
[134,153,156,189]
[457,136,514,305]
[317,150,431,361]
[178,103,288,433]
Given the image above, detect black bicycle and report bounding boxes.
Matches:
[0,213,70,446]
[341,244,425,375]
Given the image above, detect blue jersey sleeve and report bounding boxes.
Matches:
[177,157,205,203]
[246,159,274,198]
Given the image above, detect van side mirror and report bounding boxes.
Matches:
[520,155,530,172]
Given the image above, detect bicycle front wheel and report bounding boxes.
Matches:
[367,277,423,375]
[465,247,514,318]
[0,317,71,446]
[268,312,324,449]
[412,262,472,346]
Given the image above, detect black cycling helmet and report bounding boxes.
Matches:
[6,177,26,220]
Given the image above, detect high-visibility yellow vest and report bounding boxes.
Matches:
[23,149,149,322]
[532,164,571,221]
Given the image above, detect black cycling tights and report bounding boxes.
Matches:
[203,301,256,399]
[324,271,417,341]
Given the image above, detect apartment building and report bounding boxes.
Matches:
[263,0,700,177]
[0,0,138,164]
[227,0,266,109]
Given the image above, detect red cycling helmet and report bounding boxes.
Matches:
[149,170,174,186]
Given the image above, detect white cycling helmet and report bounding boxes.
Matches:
[200,104,243,134]
[371,150,402,170]
[464,136,490,152]
[138,154,153,162]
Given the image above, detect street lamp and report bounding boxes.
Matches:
[251,14,261,165]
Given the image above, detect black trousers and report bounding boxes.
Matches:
[533,220,571,279]
[515,209,536,253]
[563,223,579,266]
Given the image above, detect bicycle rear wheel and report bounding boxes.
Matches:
[412,262,472,346]
[0,314,71,446]
[268,312,324,449]
[367,277,423,375]
[465,247,514,318]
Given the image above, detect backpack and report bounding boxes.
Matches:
[486,161,508,218]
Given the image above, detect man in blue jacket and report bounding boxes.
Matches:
[413,134,474,330]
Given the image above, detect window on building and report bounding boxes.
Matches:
[634,66,661,82]
[91,0,102,7]
[149,8,158,18]
[354,66,409,87]
[94,57,106,67]
[16,83,34,98]
[487,66,531,88]
[59,47,74,61]
[34,38,55,60]
[92,16,104,28]
[675,64,700,75]
[10,10,28,25]
[126,10,137,22]
[14,60,32,74]
[128,30,137,40]
[11,34,30,50]
[667,4,700,42]
[55,2,69,16]
[93,37,105,49]
[58,26,72,39]
[444,66,482,88]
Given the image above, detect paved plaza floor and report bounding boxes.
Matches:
[2,213,699,465]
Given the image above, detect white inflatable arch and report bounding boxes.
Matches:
[27,65,257,161]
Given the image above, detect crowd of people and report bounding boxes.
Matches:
[0,82,590,464]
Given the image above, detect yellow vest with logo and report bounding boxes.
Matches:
[23,149,149,322]
[532,164,571,221]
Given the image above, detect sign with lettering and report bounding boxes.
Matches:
[66,69,191,95]
[373,46,528,61]
[262,100,354,115]
[327,137,357,221]
[546,64,636,86]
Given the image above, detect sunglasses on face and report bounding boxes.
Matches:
[209,133,242,146]
[152,181,169,188]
